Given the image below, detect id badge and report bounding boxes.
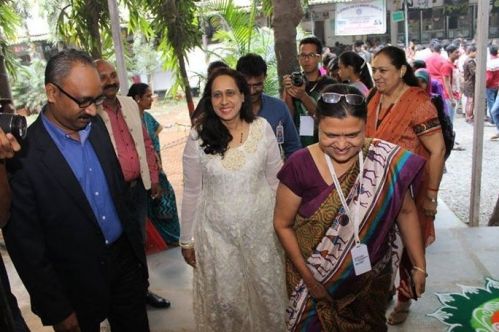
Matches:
[351,243,372,276]
[299,116,314,136]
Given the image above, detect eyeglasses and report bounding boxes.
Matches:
[52,82,105,108]
[297,53,320,60]
[320,93,365,105]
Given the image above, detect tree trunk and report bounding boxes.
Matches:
[489,195,499,226]
[176,48,195,119]
[85,0,103,59]
[271,0,303,93]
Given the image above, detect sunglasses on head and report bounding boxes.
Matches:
[320,92,365,106]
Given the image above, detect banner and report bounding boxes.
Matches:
[335,0,387,36]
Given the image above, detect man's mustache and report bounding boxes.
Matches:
[104,84,119,90]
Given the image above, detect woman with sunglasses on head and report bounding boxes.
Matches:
[181,67,287,331]
[338,51,374,97]
[127,83,180,250]
[367,46,446,325]
[274,83,427,331]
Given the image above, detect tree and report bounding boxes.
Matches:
[203,1,279,96]
[11,59,47,113]
[0,0,21,104]
[41,0,111,59]
[41,0,149,59]
[146,0,201,117]
[129,33,161,93]
[270,0,303,92]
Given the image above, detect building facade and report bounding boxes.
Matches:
[305,0,499,47]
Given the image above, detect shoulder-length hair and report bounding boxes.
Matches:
[192,67,254,157]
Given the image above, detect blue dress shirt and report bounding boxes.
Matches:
[259,94,302,159]
[41,113,123,244]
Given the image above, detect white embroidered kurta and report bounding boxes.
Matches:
[181,118,287,332]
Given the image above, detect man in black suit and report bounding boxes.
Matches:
[3,49,150,332]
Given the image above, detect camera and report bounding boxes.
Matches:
[290,72,304,87]
[0,113,27,139]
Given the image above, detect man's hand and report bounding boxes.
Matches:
[54,312,80,332]
[0,129,21,160]
[150,182,161,200]
[282,75,306,100]
[181,247,196,268]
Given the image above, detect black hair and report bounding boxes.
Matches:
[374,46,419,87]
[316,83,367,122]
[354,40,364,48]
[445,43,459,55]
[412,59,426,70]
[236,53,267,77]
[322,53,336,68]
[45,49,94,85]
[338,51,373,89]
[127,83,150,100]
[490,45,498,56]
[207,61,229,77]
[430,40,442,53]
[192,67,255,156]
[299,36,323,54]
[441,39,451,50]
[466,44,477,54]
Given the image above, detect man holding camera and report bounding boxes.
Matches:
[236,53,301,159]
[1,120,30,332]
[283,36,336,147]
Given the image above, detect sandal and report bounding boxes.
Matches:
[387,301,411,325]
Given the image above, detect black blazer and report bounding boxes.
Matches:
[3,114,147,325]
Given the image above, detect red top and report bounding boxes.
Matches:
[102,104,159,184]
[426,53,446,82]
[487,56,499,89]
[440,60,456,100]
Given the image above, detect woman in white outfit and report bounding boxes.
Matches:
[180,67,287,332]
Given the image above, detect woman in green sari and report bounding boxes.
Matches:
[128,83,180,247]
[274,84,427,331]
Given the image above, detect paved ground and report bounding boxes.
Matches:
[2,100,499,331]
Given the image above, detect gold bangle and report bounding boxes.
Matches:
[180,242,194,249]
[412,266,428,277]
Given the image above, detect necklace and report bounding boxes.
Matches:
[240,131,243,143]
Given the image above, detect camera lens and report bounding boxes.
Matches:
[0,114,27,139]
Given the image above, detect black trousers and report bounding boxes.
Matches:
[0,253,30,332]
[78,236,149,332]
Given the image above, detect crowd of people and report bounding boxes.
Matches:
[0,34,496,332]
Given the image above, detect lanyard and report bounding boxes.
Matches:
[324,151,364,244]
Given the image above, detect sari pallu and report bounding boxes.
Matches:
[286,139,425,332]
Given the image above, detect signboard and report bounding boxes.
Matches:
[411,0,444,8]
[335,0,387,36]
[392,10,405,22]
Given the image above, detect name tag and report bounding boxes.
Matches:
[351,243,372,276]
[299,116,314,136]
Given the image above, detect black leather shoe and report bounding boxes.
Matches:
[146,291,171,309]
